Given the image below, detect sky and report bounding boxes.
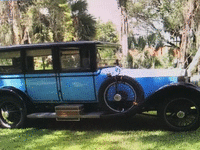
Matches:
[86,0,170,40]
[87,0,121,32]
[86,0,149,36]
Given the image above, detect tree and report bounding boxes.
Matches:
[0,0,75,45]
[70,0,96,41]
[0,1,33,45]
[126,0,200,69]
[95,20,119,43]
[0,2,13,45]
[117,0,129,56]
[147,33,156,47]
[28,0,74,43]
[179,0,200,69]
[95,20,119,66]
[117,0,129,68]
[184,0,200,75]
[127,0,177,47]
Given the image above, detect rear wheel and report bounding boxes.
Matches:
[159,97,200,131]
[0,96,26,128]
[99,76,144,115]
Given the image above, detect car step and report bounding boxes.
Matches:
[27,112,104,120]
[55,104,83,121]
[27,104,104,121]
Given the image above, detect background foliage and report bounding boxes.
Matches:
[0,0,97,45]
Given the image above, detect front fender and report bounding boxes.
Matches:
[143,82,200,108]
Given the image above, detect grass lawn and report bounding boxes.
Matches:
[1,114,200,150]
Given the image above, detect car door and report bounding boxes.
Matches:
[58,45,96,102]
[25,48,59,101]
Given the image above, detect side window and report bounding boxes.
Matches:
[0,51,22,74]
[60,48,80,70]
[26,49,53,71]
[60,47,91,71]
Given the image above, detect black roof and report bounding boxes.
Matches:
[0,41,120,51]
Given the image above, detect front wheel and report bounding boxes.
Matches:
[159,97,200,131]
[99,76,144,115]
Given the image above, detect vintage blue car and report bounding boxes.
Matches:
[0,41,200,131]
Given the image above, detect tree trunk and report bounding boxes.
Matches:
[120,7,128,57]
[187,47,200,76]
[12,1,22,45]
[22,27,31,44]
[182,0,200,76]
[180,0,197,68]
[118,3,128,67]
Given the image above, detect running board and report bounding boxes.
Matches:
[27,112,56,119]
[27,104,104,121]
[27,112,104,120]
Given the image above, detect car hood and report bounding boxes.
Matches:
[99,67,186,78]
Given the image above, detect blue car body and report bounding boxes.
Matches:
[0,67,184,102]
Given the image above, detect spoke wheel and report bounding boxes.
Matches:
[160,98,200,131]
[104,82,136,113]
[99,76,144,115]
[0,97,26,128]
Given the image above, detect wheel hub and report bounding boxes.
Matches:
[177,111,185,119]
[114,94,122,101]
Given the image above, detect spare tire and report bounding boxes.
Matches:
[99,75,144,115]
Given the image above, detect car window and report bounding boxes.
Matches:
[0,51,22,73]
[60,47,91,71]
[26,49,53,71]
[60,48,80,70]
[96,48,117,68]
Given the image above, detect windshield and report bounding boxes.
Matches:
[96,44,121,68]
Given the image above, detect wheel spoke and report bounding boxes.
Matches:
[8,110,20,113]
[5,105,8,111]
[115,82,118,94]
[8,105,16,111]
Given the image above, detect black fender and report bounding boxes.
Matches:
[0,87,35,114]
[142,82,200,110]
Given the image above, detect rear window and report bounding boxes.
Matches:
[0,51,22,74]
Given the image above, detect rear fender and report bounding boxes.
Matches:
[0,87,35,114]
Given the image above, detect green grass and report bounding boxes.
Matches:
[1,115,200,150]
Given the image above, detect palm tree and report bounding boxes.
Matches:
[70,0,96,41]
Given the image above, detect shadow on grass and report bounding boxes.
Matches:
[25,114,167,131]
[138,129,200,149]
[0,128,55,149]
[23,114,200,149]
[0,125,105,149]
[1,114,200,150]
[17,114,165,149]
